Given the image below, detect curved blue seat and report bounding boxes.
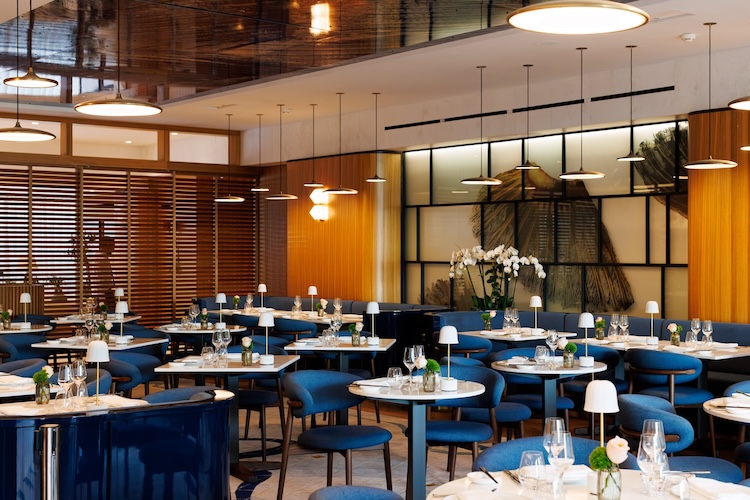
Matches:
[563,344,628,394]
[279,370,393,497]
[0,334,48,361]
[625,349,713,407]
[434,332,493,361]
[104,351,163,395]
[309,485,403,500]
[142,386,217,404]
[272,318,317,342]
[0,358,46,376]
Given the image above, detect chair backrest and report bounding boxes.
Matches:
[283,370,364,418]
[724,380,750,397]
[490,348,542,385]
[474,436,638,472]
[0,358,46,376]
[86,368,112,396]
[436,364,504,409]
[309,485,403,500]
[617,394,694,454]
[625,349,702,386]
[0,334,46,360]
[142,386,218,404]
[272,318,317,341]
[439,356,484,367]
[434,332,493,360]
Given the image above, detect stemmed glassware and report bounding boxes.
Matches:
[330,314,343,332]
[542,417,566,456]
[687,318,700,347]
[220,329,232,365]
[504,308,513,330]
[188,304,199,329]
[546,330,559,354]
[638,420,668,495]
[619,314,629,334]
[212,331,223,364]
[702,320,713,348]
[72,359,88,408]
[611,314,620,330]
[511,308,520,332]
[57,364,74,409]
[548,431,574,496]
[403,347,417,387]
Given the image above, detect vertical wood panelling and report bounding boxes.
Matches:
[688,109,750,322]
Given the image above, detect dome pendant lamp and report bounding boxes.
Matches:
[215,114,244,203]
[324,93,358,195]
[516,64,540,170]
[251,114,270,192]
[684,23,737,170]
[266,104,298,201]
[559,48,605,180]
[3,0,58,88]
[507,0,649,36]
[303,104,324,188]
[366,92,387,183]
[617,45,645,162]
[461,66,502,186]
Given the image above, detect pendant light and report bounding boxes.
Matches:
[684,23,737,170]
[324,93,358,195]
[366,92,387,183]
[617,45,645,162]
[251,114,270,192]
[74,0,161,117]
[266,104,298,201]
[215,114,244,203]
[560,48,605,180]
[516,64,540,170]
[3,0,58,88]
[507,0,649,35]
[461,66,502,186]
[303,104,324,188]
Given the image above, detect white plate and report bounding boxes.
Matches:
[466,471,500,485]
[169,362,185,368]
[46,339,61,345]
[515,364,537,371]
[358,385,382,394]
[60,337,78,343]
[609,342,626,348]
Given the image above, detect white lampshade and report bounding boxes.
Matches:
[583,380,620,414]
[258,283,267,293]
[86,340,110,363]
[215,293,227,304]
[578,312,595,329]
[645,301,660,314]
[438,325,459,345]
[307,285,318,295]
[366,301,380,314]
[258,312,275,328]
[529,296,543,308]
[115,301,129,314]
[114,287,124,298]
[19,292,31,304]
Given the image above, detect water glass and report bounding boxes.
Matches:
[542,417,566,456]
[322,328,333,346]
[611,313,620,329]
[201,346,215,367]
[546,330,559,352]
[72,359,87,408]
[518,450,544,493]
[608,324,619,340]
[57,364,74,409]
[403,347,417,386]
[619,314,629,333]
[330,328,340,347]
[387,367,403,387]
[534,345,550,366]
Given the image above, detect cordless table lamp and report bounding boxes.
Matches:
[439,325,459,391]
[584,379,619,446]
[366,301,380,338]
[645,301,659,339]
[578,312,595,367]
[19,292,31,329]
[258,284,267,310]
[86,340,110,409]
[308,286,318,312]
[215,293,227,330]
[259,312,275,365]
[115,301,128,338]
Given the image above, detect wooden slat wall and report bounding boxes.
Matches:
[0,284,45,316]
[687,109,750,322]
[285,153,401,302]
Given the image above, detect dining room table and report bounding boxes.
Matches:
[0,323,53,335]
[155,354,300,482]
[491,359,606,420]
[0,373,62,399]
[51,314,142,325]
[703,395,750,457]
[210,308,364,326]
[31,336,169,352]
[460,328,577,344]
[0,393,148,416]
[155,323,247,349]
[349,378,485,500]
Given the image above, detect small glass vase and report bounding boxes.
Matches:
[595,327,605,341]
[200,318,209,330]
[317,308,325,318]
[597,468,621,500]
[241,348,252,366]
[670,331,681,346]
[2,318,10,329]
[351,331,361,347]
[483,319,493,330]
[423,371,436,392]
[563,350,575,368]
[35,382,51,405]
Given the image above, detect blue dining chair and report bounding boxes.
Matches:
[309,485,402,500]
[0,358,47,376]
[278,370,393,500]
[433,332,493,361]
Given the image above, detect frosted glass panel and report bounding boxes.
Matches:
[405,263,422,305]
[619,267,661,319]
[74,125,158,160]
[633,123,678,192]
[649,197,667,264]
[517,202,555,261]
[419,205,478,261]
[432,144,491,204]
[489,140,521,174]
[600,197,645,264]
[665,267,688,319]
[566,128,629,196]
[670,194,688,264]
[404,150,430,206]
[170,132,226,164]
[404,208,417,261]
[423,264,451,306]
[0,118,60,154]
[528,135,563,180]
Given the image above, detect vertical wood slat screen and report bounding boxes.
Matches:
[0,166,30,287]
[258,166,288,296]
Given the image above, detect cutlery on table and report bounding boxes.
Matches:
[503,469,521,484]
[479,466,499,484]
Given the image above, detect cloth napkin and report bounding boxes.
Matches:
[688,477,750,499]
[98,395,148,409]
[563,464,591,483]
[663,345,695,353]
[713,342,739,350]
[0,375,33,386]
[354,378,391,387]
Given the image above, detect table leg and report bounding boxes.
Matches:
[336,353,350,425]
[407,402,426,500]
[225,375,240,464]
[615,352,625,380]
[541,377,557,420]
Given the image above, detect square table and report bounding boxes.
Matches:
[155,354,299,481]
[32,337,169,352]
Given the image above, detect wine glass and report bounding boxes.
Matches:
[294,295,302,308]
[189,304,199,328]
[546,330,559,353]
[548,431,574,492]
[542,417,565,456]
[71,359,88,407]
[511,308,520,332]
[330,313,343,332]
[221,329,232,349]
[610,313,620,330]
[403,347,417,387]
[619,314,629,334]
[518,450,544,494]
[702,320,713,348]
[57,364,74,409]
[387,367,403,388]
[608,324,619,341]
[688,318,701,347]
[212,331,223,355]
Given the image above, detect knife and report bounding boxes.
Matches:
[479,466,499,484]
[503,469,521,484]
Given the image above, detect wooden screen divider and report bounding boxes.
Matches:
[0,284,45,317]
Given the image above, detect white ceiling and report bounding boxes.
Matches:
[16,0,750,133]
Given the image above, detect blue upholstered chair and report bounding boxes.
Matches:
[278,370,393,499]
[625,349,714,407]
[735,443,750,479]
[142,386,217,404]
[490,348,575,428]
[474,436,638,472]
[423,364,504,480]
[441,356,532,440]
[434,332,493,361]
[309,485,402,500]
[102,351,163,396]
[617,394,743,483]
[0,358,47,376]
[562,344,627,395]
[50,367,112,396]
[272,318,317,343]
[0,334,48,361]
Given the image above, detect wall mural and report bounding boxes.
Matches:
[418,122,688,314]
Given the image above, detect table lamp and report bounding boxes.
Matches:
[114,287,124,302]
[19,292,31,329]
[578,312,595,367]
[366,301,380,338]
[215,293,227,330]
[439,325,459,391]
[583,379,619,446]
[258,284,267,309]
[308,286,318,312]
[645,301,659,338]
[530,295,543,332]
[259,312,275,364]
[86,340,110,409]
[115,301,129,338]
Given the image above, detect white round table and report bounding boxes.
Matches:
[349,380,484,500]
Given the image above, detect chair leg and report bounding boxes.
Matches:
[357,405,362,425]
[260,406,267,461]
[374,401,381,423]
[345,449,353,485]
[144,381,150,395]
[276,379,286,433]
[448,445,458,481]
[276,407,295,500]
[244,408,251,439]
[327,452,334,486]
[383,441,393,490]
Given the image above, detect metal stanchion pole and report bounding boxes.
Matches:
[39,423,59,500]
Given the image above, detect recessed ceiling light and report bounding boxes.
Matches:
[125,140,132,144]
[171,132,178,136]
[31,121,39,125]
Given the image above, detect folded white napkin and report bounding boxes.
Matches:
[227,353,242,361]
[98,395,149,409]
[689,477,750,500]
[628,336,649,343]
[0,375,33,386]
[479,330,496,336]
[338,336,352,342]
[354,378,391,387]
[563,464,591,483]
[663,345,694,353]
[713,342,739,349]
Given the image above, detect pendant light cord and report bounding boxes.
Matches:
[478,65,485,176]
[578,47,586,169]
[257,114,262,166]
[14,0,20,121]
[116,0,122,95]
[524,64,532,160]
[311,104,316,179]
[278,104,284,192]
[628,46,635,126]
[706,22,714,156]
[226,113,232,184]
[338,92,343,187]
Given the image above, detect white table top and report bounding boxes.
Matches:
[0,374,62,399]
[0,324,53,334]
[210,309,364,325]
[156,324,247,335]
[491,359,607,376]
[349,379,484,402]
[51,314,142,325]
[575,337,750,360]
[704,397,750,424]
[426,468,748,500]
[461,329,577,343]
[155,354,299,374]
[0,394,147,416]
[32,337,168,351]
[284,337,396,352]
